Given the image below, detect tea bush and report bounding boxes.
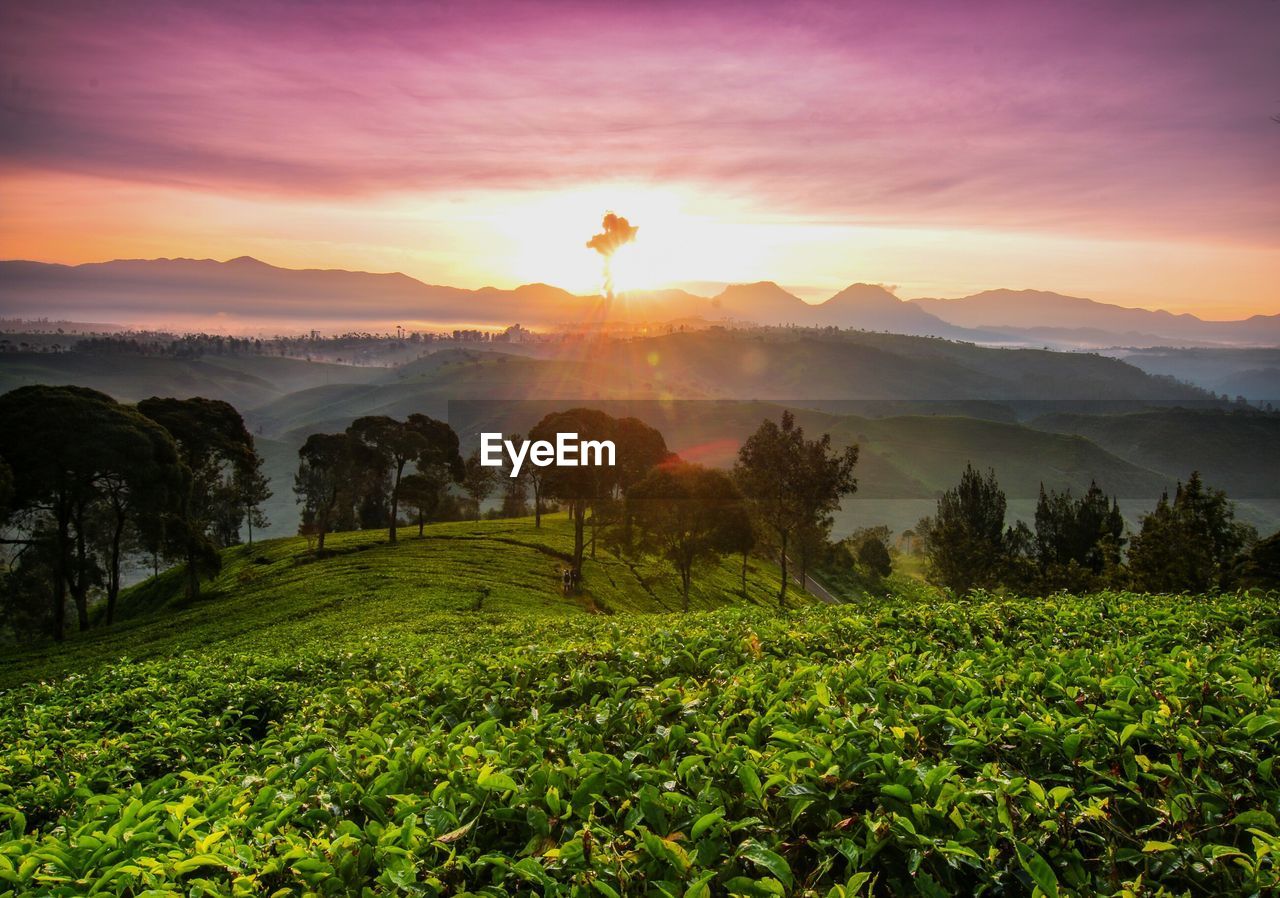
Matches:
[2,589,1278,896]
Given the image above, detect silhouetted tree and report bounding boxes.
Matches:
[293,432,376,553]
[733,411,858,606]
[1032,481,1125,591]
[857,537,892,579]
[612,416,671,547]
[921,464,1009,595]
[138,397,260,599]
[530,408,617,575]
[348,416,429,543]
[719,500,757,596]
[462,450,499,519]
[1129,472,1252,593]
[238,453,272,545]
[398,472,440,535]
[499,434,531,518]
[0,386,183,638]
[1237,530,1280,590]
[628,461,749,610]
[407,413,465,519]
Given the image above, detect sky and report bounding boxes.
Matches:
[1,0,1278,318]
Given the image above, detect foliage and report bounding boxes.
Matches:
[1,586,1278,896]
[627,461,751,609]
[462,450,501,519]
[0,386,184,638]
[1129,472,1253,593]
[1237,530,1280,590]
[528,409,667,574]
[138,396,264,599]
[856,538,892,579]
[919,464,1010,595]
[734,410,858,606]
[1030,482,1125,593]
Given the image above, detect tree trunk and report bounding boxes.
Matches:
[681,567,690,612]
[533,482,542,527]
[52,503,70,642]
[741,550,748,596]
[72,501,90,631]
[589,508,597,559]
[106,501,125,625]
[417,510,424,537]
[388,462,403,543]
[778,531,789,608]
[186,543,201,600]
[317,525,327,552]
[572,501,585,574]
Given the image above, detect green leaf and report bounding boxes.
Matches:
[879,783,912,803]
[1142,840,1177,853]
[691,809,725,840]
[1014,844,1058,898]
[685,871,717,898]
[1230,810,1277,829]
[477,768,519,792]
[738,841,793,888]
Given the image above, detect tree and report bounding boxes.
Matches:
[0,386,183,638]
[407,413,464,520]
[348,416,428,543]
[94,448,184,625]
[529,408,617,575]
[857,537,892,579]
[1129,472,1251,593]
[1237,530,1280,590]
[612,416,671,546]
[719,501,757,596]
[0,457,12,516]
[138,397,260,599]
[492,435,531,518]
[398,472,441,536]
[922,464,1009,595]
[628,461,749,610]
[462,450,499,519]
[237,453,272,545]
[1032,481,1125,591]
[293,432,376,553]
[733,411,858,606]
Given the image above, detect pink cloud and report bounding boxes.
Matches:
[1,0,1278,243]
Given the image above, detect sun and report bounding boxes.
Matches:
[468,182,800,295]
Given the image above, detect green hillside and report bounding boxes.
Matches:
[1032,408,1280,499]
[0,514,793,690]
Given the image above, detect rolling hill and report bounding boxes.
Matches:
[0,513,795,689]
[5,330,1261,541]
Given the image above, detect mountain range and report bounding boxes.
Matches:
[1,256,1277,347]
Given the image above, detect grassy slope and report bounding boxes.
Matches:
[0,514,794,689]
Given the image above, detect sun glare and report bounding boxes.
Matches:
[479,184,787,296]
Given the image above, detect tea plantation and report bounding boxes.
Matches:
[1,518,1278,896]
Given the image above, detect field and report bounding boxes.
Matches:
[1,520,1279,896]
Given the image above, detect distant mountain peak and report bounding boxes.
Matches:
[823,283,902,308]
